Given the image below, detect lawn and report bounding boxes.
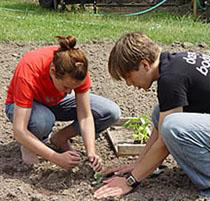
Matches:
[0,0,209,45]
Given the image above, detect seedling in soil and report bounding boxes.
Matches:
[94,172,103,183]
[91,172,104,188]
[123,116,151,144]
[92,171,119,187]
[76,151,106,188]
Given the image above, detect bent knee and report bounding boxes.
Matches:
[109,103,121,123]
[151,105,160,129]
[31,116,55,137]
[160,113,183,141]
[29,105,56,139]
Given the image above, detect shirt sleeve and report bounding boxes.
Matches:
[14,77,34,108]
[74,73,91,94]
[158,74,189,112]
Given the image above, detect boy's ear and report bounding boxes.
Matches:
[140,59,151,71]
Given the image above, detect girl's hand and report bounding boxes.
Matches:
[52,151,81,170]
[88,153,102,172]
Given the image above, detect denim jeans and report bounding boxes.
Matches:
[5,93,121,141]
[152,105,210,197]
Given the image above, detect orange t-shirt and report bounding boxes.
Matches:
[5,46,91,108]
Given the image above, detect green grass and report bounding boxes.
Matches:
[0,0,209,45]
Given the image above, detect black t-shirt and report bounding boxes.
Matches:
[158,52,210,113]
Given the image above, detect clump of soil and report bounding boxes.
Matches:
[0,41,209,201]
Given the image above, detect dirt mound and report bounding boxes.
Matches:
[0,41,209,201]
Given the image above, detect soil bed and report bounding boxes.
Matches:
[0,41,209,201]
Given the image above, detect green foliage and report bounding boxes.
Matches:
[123,116,151,144]
[93,172,103,184]
[0,0,209,45]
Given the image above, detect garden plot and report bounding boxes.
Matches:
[107,117,150,156]
[0,41,208,201]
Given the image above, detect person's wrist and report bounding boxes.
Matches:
[87,150,96,157]
[125,172,140,189]
[49,151,59,164]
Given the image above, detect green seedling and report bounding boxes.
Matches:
[91,172,104,188]
[123,116,151,144]
[94,172,103,184]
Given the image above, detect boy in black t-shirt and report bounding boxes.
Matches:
[94,32,210,199]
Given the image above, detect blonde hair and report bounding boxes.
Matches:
[108,32,161,80]
[53,35,88,80]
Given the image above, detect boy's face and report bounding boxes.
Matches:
[125,60,153,90]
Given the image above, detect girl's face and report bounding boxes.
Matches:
[50,67,84,93]
[53,74,84,93]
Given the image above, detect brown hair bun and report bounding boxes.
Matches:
[56,35,76,50]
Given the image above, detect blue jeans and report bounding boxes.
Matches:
[5,93,121,141]
[152,105,210,198]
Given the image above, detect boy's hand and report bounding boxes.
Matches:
[52,151,81,170]
[102,164,135,176]
[88,153,102,172]
[94,176,132,199]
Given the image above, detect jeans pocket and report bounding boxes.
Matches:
[5,104,14,122]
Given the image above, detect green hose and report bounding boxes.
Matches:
[0,0,168,17]
[196,0,206,10]
[94,0,168,16]
[124,0,168,16]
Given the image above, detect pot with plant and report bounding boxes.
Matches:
[107,116,152,156]
[123,116,151,144]
[107,116,167,175]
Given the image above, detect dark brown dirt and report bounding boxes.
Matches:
[0,41,209,201]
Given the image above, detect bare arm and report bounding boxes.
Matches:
[13,105,80,169]
[13,105,57,160]
[94,107,183,198]
[76,91,102,171]
[76,91,104,172]
[131,106,183,181]
[94,107,183,199]
[103,127,159,176]
[136,127,158,163]
[104,117,159,175]
[139,105,183,162]
[76,90,96,156]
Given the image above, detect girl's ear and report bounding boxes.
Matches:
[141,59,151,72]
[50,64,56,77]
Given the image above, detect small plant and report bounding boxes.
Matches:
[94,172,103,184]
[91,172,104,187]
[123,116,151,144]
